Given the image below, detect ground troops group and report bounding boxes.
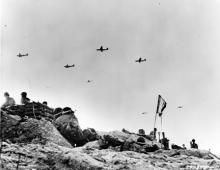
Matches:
[1,92,199,150]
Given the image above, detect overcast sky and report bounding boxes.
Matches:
[1,0,220,153]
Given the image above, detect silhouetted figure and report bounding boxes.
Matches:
[42,101,48,106]
[150,128,157,140]
[160,132,169,150]
[1,92,15,109]
[53,107,63,118]
[182,144,186,149]
[190,139,198,149]
[21,92,30,105]
[138,129,145,135]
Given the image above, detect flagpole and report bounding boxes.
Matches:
[154,95,160,133]
[153,95,160,142]
[153,111,157,135]
[160,115,163,148]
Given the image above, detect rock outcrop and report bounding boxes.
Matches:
[1,140,220,170]
[1,111,72,148]
[97,130,161,153]
[1,107,220,170]
[55,108,87,146]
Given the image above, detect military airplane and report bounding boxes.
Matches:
[64,64,75,68]
[17,53,28,57]
[96,46,108,52]
[87,80,93,83]
[135,57,146,63]
[141,112,148,115]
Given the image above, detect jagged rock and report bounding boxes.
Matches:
[2,141,220,170]
[83,128,100,142]
[1,115,72,148]
[55,109,86,146]
[1,112,21,140]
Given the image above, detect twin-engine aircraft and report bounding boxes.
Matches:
[96,46,108,52]
[135,57,146,63]
[17,53,28,57]
[64,64,75,68]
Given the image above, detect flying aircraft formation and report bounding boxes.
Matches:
[64,64,75,68]
[135,57,146,63]
[96,46,108,52]
[17,53,28,58]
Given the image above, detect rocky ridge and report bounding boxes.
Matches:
[1,104,220,170]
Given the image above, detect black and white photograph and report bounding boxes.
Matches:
[1,0,220,169]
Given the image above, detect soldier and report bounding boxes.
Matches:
[190,139,198,149]
[42,101,48,106]
[150,128,157,140]
[1,92,15,109]
[21,92,30,105]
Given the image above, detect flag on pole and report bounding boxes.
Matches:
[156,95,167,116]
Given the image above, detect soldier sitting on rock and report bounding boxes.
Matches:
[21,92,30,105]
[160,132,169,150]
[149,128,157,140]
[1,92,16,109]
[190,139,198,149]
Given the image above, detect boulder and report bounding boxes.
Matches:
[1,111,21,140]
[1,111,72,148]
[55,109,86,146]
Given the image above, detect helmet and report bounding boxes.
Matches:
[4,92,9,97]
[21,92,27,97]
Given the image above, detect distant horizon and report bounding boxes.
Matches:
[1,0,220,154]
